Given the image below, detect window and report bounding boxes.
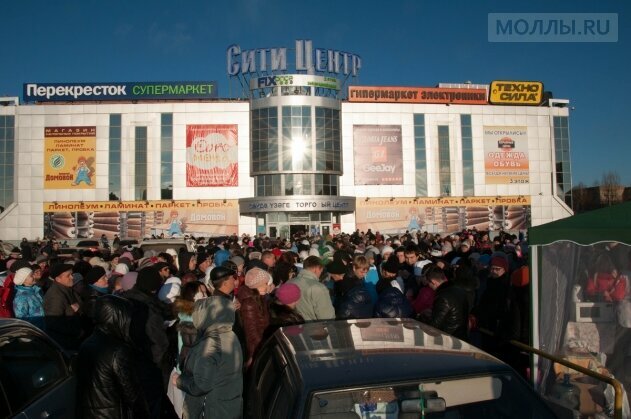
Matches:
[135,126,147,200]
[414,114,427,196]
[0,333,69,414]
[438,125,451,196]
[252,107,279,172]
[461,114,474,196]
[160,113,173,199]
[0,115,15,211]
[109,114,121,201]
[553,116,573,207]
[315,107,341,172]
[282,106,312,171]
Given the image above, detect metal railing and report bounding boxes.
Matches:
[479,327,624,419]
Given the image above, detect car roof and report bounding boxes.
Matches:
[275,318,510,390]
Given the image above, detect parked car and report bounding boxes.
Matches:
[137,238,197,255]
[245,318,570,419]
[0,318,76,418]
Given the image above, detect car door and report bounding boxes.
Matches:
[0,322,76,419]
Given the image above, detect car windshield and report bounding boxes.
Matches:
[307,373,555,419]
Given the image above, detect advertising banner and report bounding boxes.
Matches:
[483,126,529,184]
[348,86,487,104]
[249,74,341,90]
[43,199,239,239]
[186,125,238,187]
[353,125,403,185]
[355,196,531,234]
[24,81,218,102]
[489,81,543,105]
[44,126,96,189]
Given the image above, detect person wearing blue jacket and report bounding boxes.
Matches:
[12,267,45,330]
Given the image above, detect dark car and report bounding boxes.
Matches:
[245,318,566,419]
[0,319,76,418]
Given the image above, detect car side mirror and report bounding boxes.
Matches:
[32,363,62,389]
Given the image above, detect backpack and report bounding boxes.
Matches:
[0,273,16,318]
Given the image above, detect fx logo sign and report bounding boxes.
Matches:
[257,75,294,87]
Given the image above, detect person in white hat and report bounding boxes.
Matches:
[13,267,45,329]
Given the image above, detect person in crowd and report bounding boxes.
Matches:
[374,258,414,319]
[80,266,110,325]
[363,250,380,304]
[174,293,243,419]
[452,257,479,312]
[77,294,150,418]
[261,250,276,273]
[124,266,172,416]
[426,266,469,340]
[334,255,373,320]
[20,238,33,261]
[210,266,238,301]
[168,281,208,418]
[157,262,182,304]
[43,263,84,350]
[267,282,304,334]
[237,267,272,369]
[288,256,335,321]
[272,260,298,286]
[194,252,212,284]
[13,266,45,329]
[177,251,197,279]
[471,256,512,354]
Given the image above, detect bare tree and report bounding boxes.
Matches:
[601,171,622,206]
[572,182,590,212]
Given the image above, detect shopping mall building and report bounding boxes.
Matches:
[0,40,573,241]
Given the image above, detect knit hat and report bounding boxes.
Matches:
[365,250,375,260]
[120,271,138,291]
[490,256,509,272]
[114,263,129,276]
[35,255,49,264]
[382,259,400,274]
[275,283,301,305]
[135,267,163,295]
[249,251,262,260]
[244,267,271,289]
[381,245,394,256]
[326,260,347,275]
[231,255,245,267]
[49,263,74,279]
[89,256,110,270]
[13,267,33,286]
[85,266,106,285]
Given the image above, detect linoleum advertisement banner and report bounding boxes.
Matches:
[353,125,402,185]
[43,199,239,239]
[186,124,238,187]
[355,196,531,234]
[44,126,96,189]
[483,126,529,184]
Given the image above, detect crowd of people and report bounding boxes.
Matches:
[0,228,532,418]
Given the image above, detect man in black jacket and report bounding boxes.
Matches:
[77,295,150,418]
[43,263,84,350]
[427,267,469,341]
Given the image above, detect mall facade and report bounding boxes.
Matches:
[0,40,573,241]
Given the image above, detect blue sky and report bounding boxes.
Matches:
[1,0,628,186]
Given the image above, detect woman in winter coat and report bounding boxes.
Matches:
[167,281,207,418]
[334,255,373,319]
[77,294,150,418]
[12,267,45,329]
[174,295,243,419]
[236,267,272,369]
[267,282,304,337]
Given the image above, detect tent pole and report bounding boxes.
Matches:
[531,244,540,390]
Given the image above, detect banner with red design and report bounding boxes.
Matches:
[186,124,238,187]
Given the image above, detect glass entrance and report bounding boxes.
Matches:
[266,212,338,239]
